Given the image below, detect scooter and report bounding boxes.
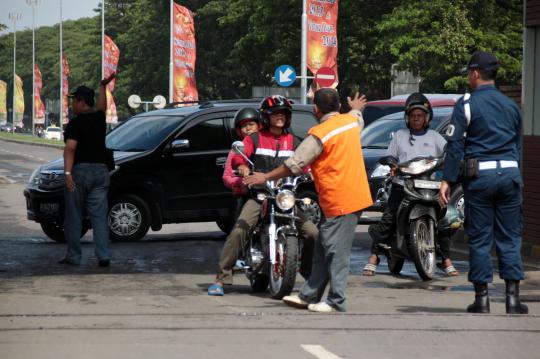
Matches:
[378,155,462,280]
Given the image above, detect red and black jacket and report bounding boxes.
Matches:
[232,131,300,173]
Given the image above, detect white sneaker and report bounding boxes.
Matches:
[283,295,309,309]
[308,302,337,313]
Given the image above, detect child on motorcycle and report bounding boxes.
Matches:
[208,95,319,296]
[222,108,261,196]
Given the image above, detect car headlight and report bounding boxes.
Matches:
[28,166,42,186]
[370,164,390,178]
[399,158,439,175]
[276,189,296,211]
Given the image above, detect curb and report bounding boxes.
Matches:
[0,137,64,150]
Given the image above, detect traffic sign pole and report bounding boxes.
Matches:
[301,0,307,104]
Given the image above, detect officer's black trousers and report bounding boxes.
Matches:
[464,167,524,283]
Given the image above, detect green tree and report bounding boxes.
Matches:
[375,0,523,92]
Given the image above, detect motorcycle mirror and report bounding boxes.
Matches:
[379,156,397,167]
[232,141,245,154]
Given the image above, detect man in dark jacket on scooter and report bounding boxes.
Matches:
[363,93,459,277]
[208,95,319,296]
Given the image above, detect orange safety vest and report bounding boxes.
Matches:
[309,113,373,217]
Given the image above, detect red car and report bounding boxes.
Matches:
[362,94,461,127]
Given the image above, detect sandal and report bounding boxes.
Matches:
[443,264,459,276]
[207,283,224,296]
[362,256,381,276]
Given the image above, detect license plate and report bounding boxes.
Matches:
[414,179,441,189]
[40,203,59,214]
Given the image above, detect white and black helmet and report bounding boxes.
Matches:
[404,92,433,129]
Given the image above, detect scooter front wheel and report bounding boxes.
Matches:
[268,234,299,299]
[408,217,436,280]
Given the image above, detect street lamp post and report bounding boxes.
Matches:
[8,12,21,132]
[27,0,41,136]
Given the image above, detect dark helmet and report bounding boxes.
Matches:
[233,107,260,137]
[404,92,433,129]
[259,95,292,129]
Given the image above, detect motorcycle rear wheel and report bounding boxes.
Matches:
[408,217,436,280]
[268,234,299,299]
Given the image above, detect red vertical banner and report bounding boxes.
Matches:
[173,3,198,104]
[307,0,339,79]
[62,54,70,124]
[34,64,45,125]
[104,34,120,123]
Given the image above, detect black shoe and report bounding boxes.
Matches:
[98,259,110,267]
[505,280,529,314]
[58,258,79,265]
[467,282,490,313]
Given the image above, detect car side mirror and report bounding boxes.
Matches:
[171,139,190,151]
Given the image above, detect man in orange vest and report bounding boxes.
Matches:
[245,88,372,312]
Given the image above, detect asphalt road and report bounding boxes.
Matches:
[1,139,539,359]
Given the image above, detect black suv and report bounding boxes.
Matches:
[24,100,320,242]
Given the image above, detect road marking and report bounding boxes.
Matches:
[301,345,343,359]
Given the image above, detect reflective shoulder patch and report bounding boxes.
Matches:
[446,125,455,137]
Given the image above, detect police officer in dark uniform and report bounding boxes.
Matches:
[439,51,528,314]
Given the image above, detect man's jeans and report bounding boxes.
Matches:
[63,163,111,263]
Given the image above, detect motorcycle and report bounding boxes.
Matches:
[377,155,463,280]
[232,141,313,299]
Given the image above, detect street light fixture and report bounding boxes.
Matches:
[8,12,21,133]
[26,0,42,136]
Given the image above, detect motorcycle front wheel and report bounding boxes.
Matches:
[408,217,436,280]
[268,233,299,299]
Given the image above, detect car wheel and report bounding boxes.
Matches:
[216,217,234,234]
[41,220,90,243]
[449,185,465,217]
[108,194,151,242]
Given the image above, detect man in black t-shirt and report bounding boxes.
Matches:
[58,73,116,267]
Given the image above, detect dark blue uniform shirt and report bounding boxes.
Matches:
[443,84,522,183]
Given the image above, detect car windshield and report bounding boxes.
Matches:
[362,105,404,126]
[361,108,453,148]
[106,115,184,151]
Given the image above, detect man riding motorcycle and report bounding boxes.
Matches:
[208,95,319,296]
[363,92,459,277]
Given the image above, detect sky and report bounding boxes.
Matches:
[1,0,101,35]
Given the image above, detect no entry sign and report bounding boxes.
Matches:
[314,67,337,88]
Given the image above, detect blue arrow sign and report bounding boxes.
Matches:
[274,65,297,87]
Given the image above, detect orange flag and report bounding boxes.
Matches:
[0,80,6,124]
[62,54,70,124]
[104,34,120,123]
[173,3,198,104]
[34,64,45,124]
[14,74,25,128]
[307,0,339,80]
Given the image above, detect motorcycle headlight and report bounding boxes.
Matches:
[370,164,390,178]
[28,166,42,186]
[276,189,296,211]
[399,158,439,175]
